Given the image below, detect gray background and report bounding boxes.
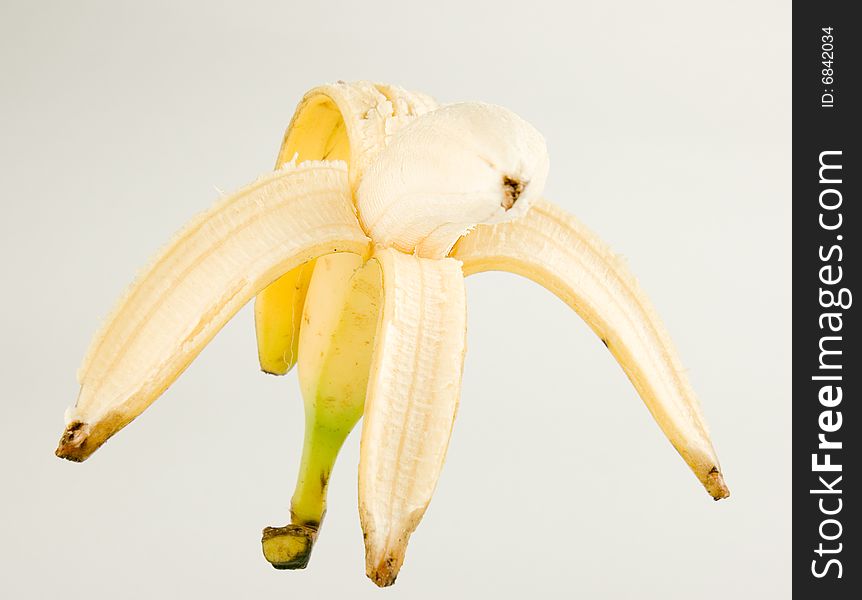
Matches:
[0,1,790,598]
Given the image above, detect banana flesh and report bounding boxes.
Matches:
[452,199,729,499]
[359,248,467,587]
[56,82,728,589]
[262,253,382,569]
[357,102,549,258]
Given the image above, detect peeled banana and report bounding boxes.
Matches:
[56,81,728,588]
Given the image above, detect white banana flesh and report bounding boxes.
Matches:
[452,199,729,499]
[357,102,549,258]
[359,248,467,587]
[56,81,728,589]
[57,161,370,461]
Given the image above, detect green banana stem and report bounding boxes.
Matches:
[262,416,357,570]
[291,418,356,527]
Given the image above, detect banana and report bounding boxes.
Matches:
[257,83,440,567]
[263,252,382,569]
[56,82,728,588]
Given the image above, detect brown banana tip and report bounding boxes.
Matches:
[55,421,91,462]
[706,467,730,501]
[261,524,318,570]
[366,552,403,588]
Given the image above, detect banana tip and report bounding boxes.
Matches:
[706,468,730,500]
[260,366,288,377]
[366,549,405,587]
[55,421,93,462]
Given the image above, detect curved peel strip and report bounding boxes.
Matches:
[451,199,728,500]
[359,248,466,587]
[56,161,370,461]
[275,81,439,190]
[254,259,316,375]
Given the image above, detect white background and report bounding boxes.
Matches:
[0,1,790,597]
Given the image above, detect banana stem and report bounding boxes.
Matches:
[262,403,359,570]
[291,421,350,526]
